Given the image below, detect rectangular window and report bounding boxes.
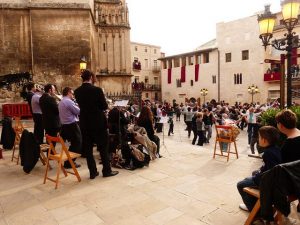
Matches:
[190,80,193,86]
[144,59,148,68]
[154,49,157,54]
[225,53,231,62]
[242,50,249,60]
[103,43,106,51]
[234,73,243,84]
[212,75,216,84]
[154,77,158,85]
[195,54,201,64]
[174,58,180,67]
[153,60,157,67]
[134,76,139,83]
[168,59,173,69]
[188,56,194,65]
[203,52,209,63]
[181,57,186,66]
[155,92,158,101]
[163,60,167,69]
[145,47,147,52]
[176,79,182,87]
[145,93,149,98]
[145,76,149,84]
[135,46,138,51]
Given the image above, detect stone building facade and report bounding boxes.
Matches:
[130,42,162,102]
[159,11,300,105]
[0,0,132,98]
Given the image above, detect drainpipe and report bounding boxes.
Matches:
[29,1,34,76]
[217,50,220,102]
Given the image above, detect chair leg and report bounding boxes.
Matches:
[69,159,81,182]
[244,199,260,225]
[213,140,217,158]
[55,161,62,189]
[234,141,239,159]
[43,158,50,184]
[227,143,231,162]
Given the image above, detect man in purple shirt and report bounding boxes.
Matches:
[31,87,44,144]
[58,87,82,169]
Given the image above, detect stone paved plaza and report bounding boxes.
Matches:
[0,119,299,225]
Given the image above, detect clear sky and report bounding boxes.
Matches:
[126,0,281,56]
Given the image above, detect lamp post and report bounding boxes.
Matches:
[200,88,208,105]
[257,1,300,107]
[248,84,259,104]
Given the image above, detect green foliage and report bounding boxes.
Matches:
[290,106,300,129]
[261,106,300,129]
[260,108,280,127]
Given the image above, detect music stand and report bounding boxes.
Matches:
[158,116,170,156]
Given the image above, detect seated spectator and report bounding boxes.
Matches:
[137,106,161,158]
[275,109,300,163]
[237,126,281,212]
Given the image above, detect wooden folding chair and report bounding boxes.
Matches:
[11,117,24,164]
[243,187,298,225]
[213,125,238,162]
[44,134,81,189]
[39,143,50,165]
[243,187,260,225]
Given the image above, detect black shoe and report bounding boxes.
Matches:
[64,162,81,169]
[103,171,119,177]
[90,171,99,179]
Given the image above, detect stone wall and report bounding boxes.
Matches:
[30,9,91,88]
[0,0,132,101]
[0,9,32,75]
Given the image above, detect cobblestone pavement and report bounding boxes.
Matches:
[0,119,299,225]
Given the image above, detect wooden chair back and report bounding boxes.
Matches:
[213,125,239,162]
[243,187,298,225]
[43,134,81,189]
[11,117,24,164]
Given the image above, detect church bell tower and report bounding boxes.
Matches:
[94,0,132,93]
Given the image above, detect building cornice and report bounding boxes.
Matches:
[158,47,218,60]
[0,3,91,9]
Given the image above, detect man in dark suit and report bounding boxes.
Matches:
[25,82,35,115]
[74,70,118,179]
[39,84,61,137]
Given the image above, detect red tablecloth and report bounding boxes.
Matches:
[2,103,32,118]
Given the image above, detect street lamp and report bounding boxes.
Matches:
[200,88,208,104]
[248,84,259,104]
[80,56,87,71]
[258,1,300,107]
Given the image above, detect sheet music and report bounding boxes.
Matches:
[113,100,129,107]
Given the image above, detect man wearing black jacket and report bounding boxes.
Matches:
[74,70,118,179]
[39,84,61,137]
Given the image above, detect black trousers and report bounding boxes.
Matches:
[60,122,82,166]
[32,113,44,144]
[81,129,112,176]
[60,122,82,154]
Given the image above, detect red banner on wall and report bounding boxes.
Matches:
[168,68,172,84]
[181,66,186,82]
[195,64,199,81]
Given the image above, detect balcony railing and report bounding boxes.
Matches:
[132,61,141,70]
[292,89,300,98]
[152,66,160,73]
[132,82,161,91]
[264,72,281,82]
